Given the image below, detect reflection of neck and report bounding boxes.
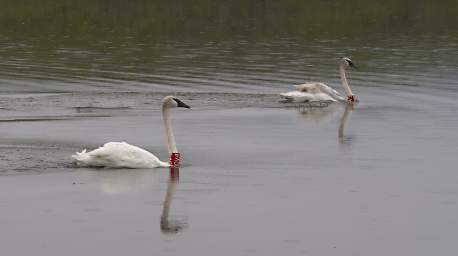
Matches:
[162,106,177,154]
[160,169,179,233]
[161,177,177,225]
[339,104,353,140]
[340,64,353,97]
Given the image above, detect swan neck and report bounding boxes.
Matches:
[340,64,353,96]
[162,106,177,154]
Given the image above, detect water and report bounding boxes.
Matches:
[1,1,458,255]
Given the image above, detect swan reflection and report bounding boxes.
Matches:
[338,104,354,145]
[292,102,355,144]
[96,169,158,195]
[294,102,340,122]
[161,168,188,234]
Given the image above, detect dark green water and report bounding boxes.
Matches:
[2,0,458,39]
[0,0,457,92]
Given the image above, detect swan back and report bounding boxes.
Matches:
[294,82,325,93]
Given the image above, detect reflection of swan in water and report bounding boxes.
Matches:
[95,169,158,195]
[161,168,188,234]
[280,57,358,104]
[294,103,340,123]
[338,104,354,144]
[292,103,355,144]
[72,96,190,168]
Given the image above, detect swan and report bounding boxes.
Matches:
[72,96,191,168]
[279,57,358,104]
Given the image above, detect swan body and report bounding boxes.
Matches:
[280,57,357,103]
[279,83,342,103]
[72,96,191,169]
[73,142,170,168]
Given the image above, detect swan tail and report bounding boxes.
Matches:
[72,149,91,166]
[278,93,295,103]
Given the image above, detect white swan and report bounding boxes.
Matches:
[72,96,191,168]
[279,57,358,103]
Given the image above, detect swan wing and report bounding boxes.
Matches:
[72,142,169,168]
[315,83,345,101]
[280,91,315,103]
[294,82,345,101]
[279,91,336,103]
[311,92,338,102]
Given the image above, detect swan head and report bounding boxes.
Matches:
[341,57,357,69]
[162,96,191,109]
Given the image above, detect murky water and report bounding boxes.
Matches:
[1,1,458,255]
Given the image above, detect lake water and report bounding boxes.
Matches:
[1,1,458,255]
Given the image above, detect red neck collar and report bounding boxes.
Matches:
[347,95,356,103]
[169,152,181,167]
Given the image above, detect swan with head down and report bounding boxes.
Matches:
[72,96,191,168]
[279,57,358,104]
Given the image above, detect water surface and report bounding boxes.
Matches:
[1,1,458,255]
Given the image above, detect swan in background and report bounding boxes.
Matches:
[279,57,358,104]
[72,96,191,168]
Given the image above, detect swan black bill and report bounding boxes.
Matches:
[173,98,191,109]
[348,61,358,69]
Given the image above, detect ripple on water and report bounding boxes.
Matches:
[0,37,458,93]
[0,144,73,175]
